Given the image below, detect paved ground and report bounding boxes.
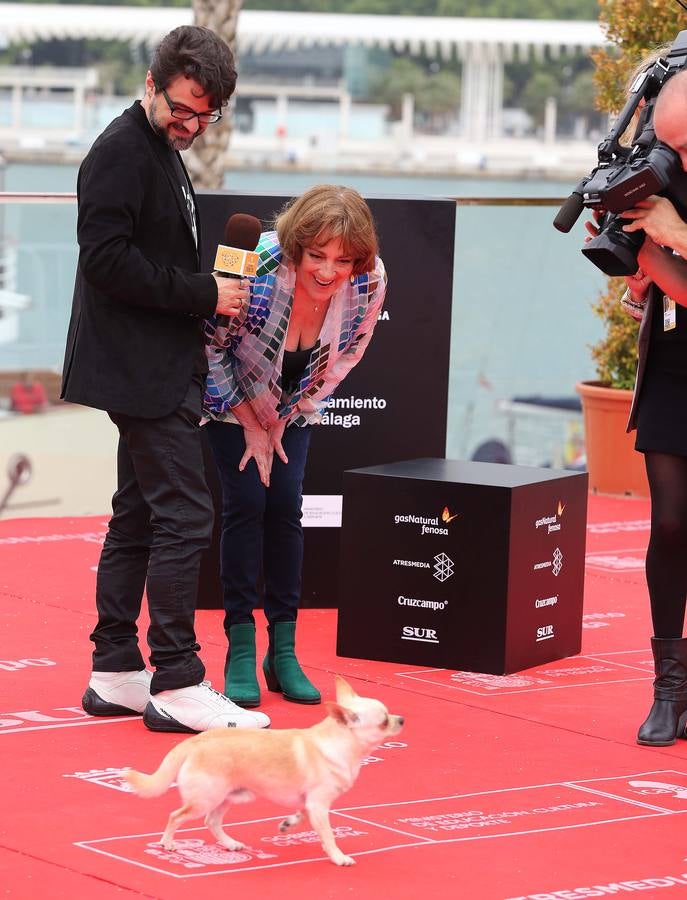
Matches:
[0,404,117,517]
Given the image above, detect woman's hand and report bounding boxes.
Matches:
[269,420,289,467]
[239,424,271,487]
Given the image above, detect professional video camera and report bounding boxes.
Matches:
[554,30,687,276]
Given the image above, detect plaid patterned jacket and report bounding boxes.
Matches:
[203,231,387,427]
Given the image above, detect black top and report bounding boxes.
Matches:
[282,346,313,395]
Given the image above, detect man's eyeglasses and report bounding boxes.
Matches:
[159,87,222,125]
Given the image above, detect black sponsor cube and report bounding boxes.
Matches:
[336,458,588,675]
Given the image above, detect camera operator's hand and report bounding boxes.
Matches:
[637,234,687,308]
[625,265,652,303]
[622,195,687,255]
[583,210,602,242]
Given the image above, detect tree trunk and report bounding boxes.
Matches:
[188,0,243,190]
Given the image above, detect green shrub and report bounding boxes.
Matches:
[590,278,639,390]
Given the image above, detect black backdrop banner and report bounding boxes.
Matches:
[196,191,455,609]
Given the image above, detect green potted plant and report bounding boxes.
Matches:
[575,0,682,496]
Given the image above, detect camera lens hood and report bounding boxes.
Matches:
[581,231,642,276]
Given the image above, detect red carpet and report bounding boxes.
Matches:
[4,496,687,899]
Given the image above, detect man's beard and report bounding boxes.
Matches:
[148,103,196,151]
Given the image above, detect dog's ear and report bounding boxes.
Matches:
[326,701,360,727]
[334,675,358,704]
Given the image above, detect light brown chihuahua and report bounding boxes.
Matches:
[125,675,404,866]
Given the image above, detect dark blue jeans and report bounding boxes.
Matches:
[204,420,312,630]
[93,377,212,693]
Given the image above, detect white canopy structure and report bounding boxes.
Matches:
[0,5,607,140]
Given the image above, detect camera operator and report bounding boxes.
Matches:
[602,68,687,748]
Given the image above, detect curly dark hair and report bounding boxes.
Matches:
[150,26,237,109]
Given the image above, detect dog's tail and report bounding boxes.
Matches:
[124,743,187,799]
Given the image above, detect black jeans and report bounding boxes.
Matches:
[91,377,213,693]
[204,420,312,630]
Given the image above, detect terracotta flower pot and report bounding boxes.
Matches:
[575,380,649,498]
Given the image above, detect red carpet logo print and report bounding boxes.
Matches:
[75,770,687,876]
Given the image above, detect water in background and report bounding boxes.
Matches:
[0,96,137,136]
[0,95,392,144]
[1,161,606,464]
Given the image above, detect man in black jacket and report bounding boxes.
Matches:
[61,26,269,732]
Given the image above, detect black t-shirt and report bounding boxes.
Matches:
[168,149,198,249]
[282,347,313,395]
[165,146,207,374]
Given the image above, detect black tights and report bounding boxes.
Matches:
[645,451,687,638]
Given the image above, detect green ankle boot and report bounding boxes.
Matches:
[263,621,321,704]
[225,623,260,708]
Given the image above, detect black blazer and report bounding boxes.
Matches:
[61,101,218,418]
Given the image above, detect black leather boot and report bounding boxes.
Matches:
[637,637,687,746]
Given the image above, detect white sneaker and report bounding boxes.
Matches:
[83,669,152,716]
[143,681,270,733]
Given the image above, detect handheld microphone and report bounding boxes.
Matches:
[214,213,262,278]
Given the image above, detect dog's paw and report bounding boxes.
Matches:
[331,852,356,866]
[160,839,175,851]
[279,812,302,832]
[218,837,245,852]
